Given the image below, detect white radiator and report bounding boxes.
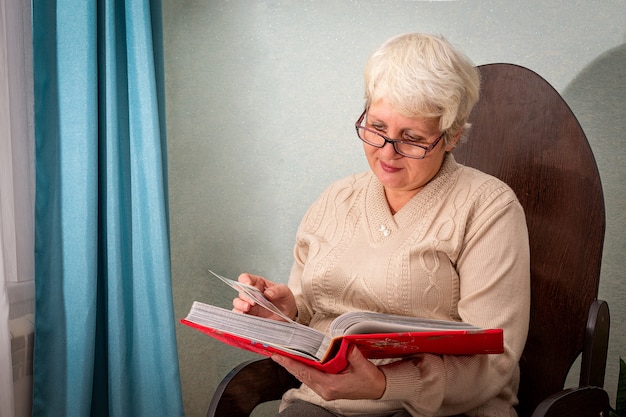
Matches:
[10,314,34,417]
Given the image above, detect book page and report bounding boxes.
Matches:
[209,270,297,324]
[185,301,327,360]
[329,311,481,337]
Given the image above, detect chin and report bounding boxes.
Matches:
[378,178,408,192]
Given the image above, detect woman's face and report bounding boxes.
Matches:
[362,100,457,205]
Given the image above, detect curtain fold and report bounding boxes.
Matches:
[32,0,184,416]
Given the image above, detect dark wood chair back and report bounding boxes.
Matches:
[452,63,606,417]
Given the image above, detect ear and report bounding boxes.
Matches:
[444,129,463,152]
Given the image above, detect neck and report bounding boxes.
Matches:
[385,187,423,214]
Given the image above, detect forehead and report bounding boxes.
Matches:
[367,100,440,133]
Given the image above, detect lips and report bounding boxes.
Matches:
[380,160,402,173]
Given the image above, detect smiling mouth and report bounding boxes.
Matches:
[380,161,401,173]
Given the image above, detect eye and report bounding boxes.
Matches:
[402,133,423,143]
[371,123,387,134]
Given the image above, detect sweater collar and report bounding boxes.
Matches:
[364,154,460,243]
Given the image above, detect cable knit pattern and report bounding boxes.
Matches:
[284,154,530,417]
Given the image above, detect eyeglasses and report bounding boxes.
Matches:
[354,110,445,159]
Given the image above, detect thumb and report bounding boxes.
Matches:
[347,344,368,365]
[264,285,284,300]
[264,283,291,300]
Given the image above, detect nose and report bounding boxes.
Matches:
[379,139,401,158]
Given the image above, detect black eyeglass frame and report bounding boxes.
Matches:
[354,110,445,160]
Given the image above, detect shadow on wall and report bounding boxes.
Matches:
[563,42,626,144]
[562,43,626,405]
[562,42,626,268]
[562,42,626,188]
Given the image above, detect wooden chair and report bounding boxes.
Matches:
[206,64,611,417]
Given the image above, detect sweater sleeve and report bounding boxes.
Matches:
[379,188,530,416]
[287,203,315,326]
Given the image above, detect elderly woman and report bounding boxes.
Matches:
[234,33,530,417]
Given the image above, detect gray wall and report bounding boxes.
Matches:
[162,2,626,416]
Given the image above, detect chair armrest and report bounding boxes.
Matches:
[207,358,300,417]
[580,299,610,388]
[530,386,610,417]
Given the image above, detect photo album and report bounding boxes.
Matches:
[181,271,504,373]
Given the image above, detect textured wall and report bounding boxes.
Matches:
[162,2,626,416]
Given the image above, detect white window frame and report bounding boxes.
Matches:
[0,0,35,314]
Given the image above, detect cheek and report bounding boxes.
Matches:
[406,156,442,178]
[363,144,376,161]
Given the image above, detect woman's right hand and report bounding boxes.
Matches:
[232,273,298,322]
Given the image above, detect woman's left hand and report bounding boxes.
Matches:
[271,346,386,401]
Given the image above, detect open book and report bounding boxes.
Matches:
[181,271,504,374]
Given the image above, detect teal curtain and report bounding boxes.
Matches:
[32,1,184,416]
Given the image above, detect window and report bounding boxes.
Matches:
[1,0,35,319]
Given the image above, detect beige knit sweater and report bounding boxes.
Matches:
[282,154,531,417]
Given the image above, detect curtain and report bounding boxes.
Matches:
[32,1,184,416]
[1,0,35,416]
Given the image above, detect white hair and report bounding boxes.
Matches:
[364,33,480,144]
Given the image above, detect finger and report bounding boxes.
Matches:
[272,354,316,383]
[232,297,251,313]
[346,345,379,372]
[272,355,338,401]
[237,290,256,305]
[237,273,255,285]
[348,344,364,361]
[264,283,288,301]
[239,273,270,294]
[264,287,276,299]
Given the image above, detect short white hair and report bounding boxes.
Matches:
[364,33,480,144]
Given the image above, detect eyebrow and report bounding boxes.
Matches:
[368,117,428,141]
